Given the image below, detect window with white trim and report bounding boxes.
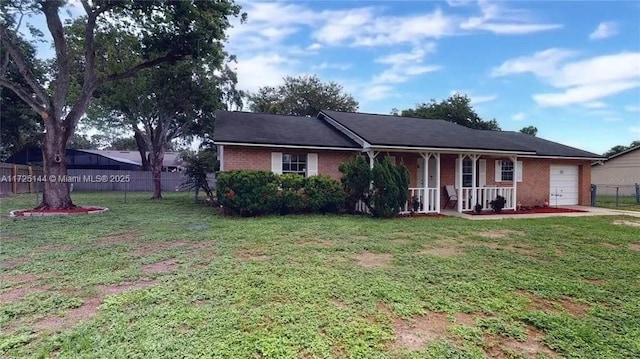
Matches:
[282,154,307,176]
[462,159,473,187]
[501,160,514,181]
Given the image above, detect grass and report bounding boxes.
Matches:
[595,195,640,212]
[1,192,640,358]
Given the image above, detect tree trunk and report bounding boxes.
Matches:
[38,120,74,209]
[150,151,164,199]
[134,131,151,171]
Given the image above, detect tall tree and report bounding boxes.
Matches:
[0,33,43,159]
[0,0,243,209]
[519,126,538,136]
[399,94,501,130]
[248,75,359,116]
[89,58,239,199]
[603,140,640,158]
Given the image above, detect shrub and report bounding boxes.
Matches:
[371,157,410,218]
[216,170,344,216]
[216,170,278,216]
[180,150,216,203]
[339,156,372,213]
[339,156,410,218]
[305,175,344,213]
[277,174,308,214]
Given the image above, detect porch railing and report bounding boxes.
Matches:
[400,187,439,214]
[461,186,515,211]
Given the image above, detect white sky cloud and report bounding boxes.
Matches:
[511,112,526,121]
[493,50,640,107]
[589,21,619,40]
[584,102,607,109]
[460,0,562,35]
[625,105,640,112]
[630,126,640,135]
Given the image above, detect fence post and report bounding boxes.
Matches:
[28,166,33,193]
[636,183,640,205]
[12,165,17,194]
[590,184,597,206]
[616,187,619,207]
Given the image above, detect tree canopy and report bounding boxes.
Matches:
[397,94,501,130]
[603,140,640,158]
[0,0,244,208]
[248,75,358,116]
[519,126,538,136]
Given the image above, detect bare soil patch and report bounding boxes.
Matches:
[96,230,142,246]
[628,243,640,251]
[420,246,463,258]
[0,235,21,242]
[614,220,640,228]
[142,258,178,274]
[0,273,40,285]
[477,230,526,239]
[601,242,618,249]
[235,251,270,262]
[484,326,558,358]
[392,312,450,350]
[352,252,393,268]
[33,280,156,333]
[0,286,46,302]
[520,290,589,316]
[453,312,475,326]
[330,298,347,309]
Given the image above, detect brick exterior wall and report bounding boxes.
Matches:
[222,145,356,181]
[222,146,593,207]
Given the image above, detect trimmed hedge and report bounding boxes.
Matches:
[216,170,344,216]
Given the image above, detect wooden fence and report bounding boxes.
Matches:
[0,164,215,194]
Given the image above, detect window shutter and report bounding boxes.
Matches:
[271,152,282,174]
[516,160,523,182]
[478,159,486,187]
[307,153,318,177]
[495,160,502,182]
[455,159,460,189]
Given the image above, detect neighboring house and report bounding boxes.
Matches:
[213,110,602,213]
[6,148,184,171]
[592,146,640,195]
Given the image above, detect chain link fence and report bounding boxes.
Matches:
[1,165,215,204]
[592,184,640,208]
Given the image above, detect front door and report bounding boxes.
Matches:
[417,157,438,187]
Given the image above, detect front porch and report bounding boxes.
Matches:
[365,150,520,214]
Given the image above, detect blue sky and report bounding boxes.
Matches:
[224,0,640,155]
[23,0,640,155]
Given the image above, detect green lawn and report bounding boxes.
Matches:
[1,193,640,358]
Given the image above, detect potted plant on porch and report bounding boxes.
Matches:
[489,195,506,213]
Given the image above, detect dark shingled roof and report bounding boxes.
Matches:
[485,131,603,158]
[213,111,360,148]
[215,110,603,159]
[320,110,534,153]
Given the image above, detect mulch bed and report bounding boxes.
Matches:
[468,207,586,216]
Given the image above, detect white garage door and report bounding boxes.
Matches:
[549,165,579,206]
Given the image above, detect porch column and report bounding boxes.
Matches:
[457,153,464,212]
[471,154,478,210]
[435,153,441,213]
[366,150,378,169]
[420,152,429,213]
[511,155,518,210]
